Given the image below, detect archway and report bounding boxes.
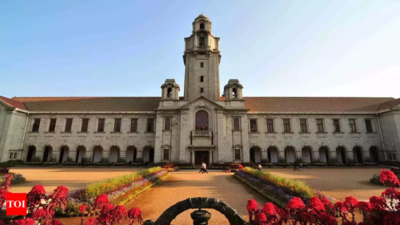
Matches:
[301,146,313,163]
[370,146,379,163]
[126,146,137,163]
[26,146,36,162]
[109,146,120,163]
[59,146,69,163]
[43,146,53,162]
[336,146,347,164]
[319,146,330,163]
[353,146,364,164]
[143,146,154,163]
[195,110,209,130]
[76,146,86,163]
[93,146,103,163]
[284,146,296,163]
[267,146,279,163]
[249,146,261,163]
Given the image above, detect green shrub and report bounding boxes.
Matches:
[0,160,25,167]
[116,158,127,164]
[32,156,42,163]
[98,157,110,164]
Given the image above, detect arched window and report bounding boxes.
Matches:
[200,23,205,29]
[196,110,209,130]
[167,88,172,97]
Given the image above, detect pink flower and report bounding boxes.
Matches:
[333,201,347,212]
[127,207,143,224]
[246,199,259,213]
[369,196,387,210]
[10,219,35,225]
[49,186,68,201]
[254,212,267,223]
[84,218,97,225]
[380,170,400,187]
[110,205,127,224]
[286,197,305,211]
[94,194,109,209]
[308,196,325,212]
[32,208,47,220]
[357,201,371,212]
[318,213,337,225]
[79,205,88,214]
[45,220,63,225]
[344,196,358,208]
[263,203,277,216]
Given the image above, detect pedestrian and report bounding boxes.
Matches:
[202,162,209,174]
[258,164,262,171]
[199,163,204,173]
[299,162,303,171]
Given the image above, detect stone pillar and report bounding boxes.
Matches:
[312,151,319,162]
[216,110,225,163]
[179,110,190,163]
[330,150,337,162]
[346,151,354,161]
[136,150,143,162]
[261,149,268,162]
[120,148,126,159]
[278,151,285,161]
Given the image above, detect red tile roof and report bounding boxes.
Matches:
[0,96,27,110]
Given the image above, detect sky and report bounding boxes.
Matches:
[1,0,400,98]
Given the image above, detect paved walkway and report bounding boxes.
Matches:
[9,167,143,194]
[59,170,267,225]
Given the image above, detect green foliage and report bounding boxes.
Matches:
[31,156,42,163]
[84,167,164,199]
[278,158,287,163]
[0,172,26,185]
[98,157,110,164]
[116,158,127,164]
[0,160,25,167]
[242,167,316,200]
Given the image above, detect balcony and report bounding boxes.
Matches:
[192,130,212,137]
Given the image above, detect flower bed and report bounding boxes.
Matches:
[57,167,168,217]
[0,172,26,185]
[235,167,321,207]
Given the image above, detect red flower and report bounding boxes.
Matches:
[357,201,371,212]
[381,187,400,199]
[45,220,63,225]
[319,213,337,225]
[344,196,358,208]
[246,199,259,213]
[10,219,35,225]
[263,203,277,216]
[309,196,325,212]
[254,212,267,223]
[79,205,88,214]
[49,186,68,201]
[84,218,97,225]
[127,207,143,224]
[27,185,46,205]
[28,185,46,195]
[32,208,47,220]
[299,212,313,223]
[286,197,305,211]
[384,212,400,224]
[110,205,127,224]
[369,196,387,210]
[94,194,109,209]
[380,170,400,187]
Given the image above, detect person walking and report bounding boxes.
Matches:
[199,163,204,173]
[299,162,303,171]
[202,162,209,174]
[258,164,262,171]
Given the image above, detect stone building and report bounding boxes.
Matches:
[1,14,400,165]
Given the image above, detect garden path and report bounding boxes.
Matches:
[58,170,267,225]
[9,167,143,194]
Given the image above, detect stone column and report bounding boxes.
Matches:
[278,151,285,161]
[312,151,319,162]
[179,110,190,163]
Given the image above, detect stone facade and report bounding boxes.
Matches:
[0,14,399,165]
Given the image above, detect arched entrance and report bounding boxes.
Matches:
[43,146,53,162]
[59,146,69,163]
[267,146,279,163]
[319,146,330,163]
[76,146,86,163]
[301,146,312,163]
[143,146,154,163]
[93,146,103,163]
[353,146,363,164]
[284,146,296,163]
[336,146,347,164]
[26,146,36,162]
[109,146,120,163]
[249,147,261,163]
[126,146,137,163]
[370,146,379,163]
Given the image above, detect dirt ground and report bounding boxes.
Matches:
[59,170,267,225]
[265,167,388,201]
[9,167,143,194]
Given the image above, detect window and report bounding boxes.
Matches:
[32,119,41,132]
[49,119,57,132]
[266,119,274,133]
[300,119,308,133]
[200,76,204,82]
[349,119,357,133]
[200,62,204,68]
[81,119,89,132]
[365,119,373,133]
[200,23,204,29]
[196,110,209,130]
[232,88,237,98]
[316,119,324,133]
[147,118,155,132]
[163,149,170,160]
[250,119,257,132]
[235,149,241,160]
[9,153,12,160]
[167,88,172,97]
[233,117,240,131]
[283,119,291,133]
[200,88,204,93]
[333,119,341,132]
[199,37,205,46]
[114,119,121,132]
[164,117,171,131]
[65,118,73,132]
[130,119,138,132]
[393,154,397,161]
[97,119,105,132]
[13,153,17,159]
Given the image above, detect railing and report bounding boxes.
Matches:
[192,130,212,136]
[142,197,247,225]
